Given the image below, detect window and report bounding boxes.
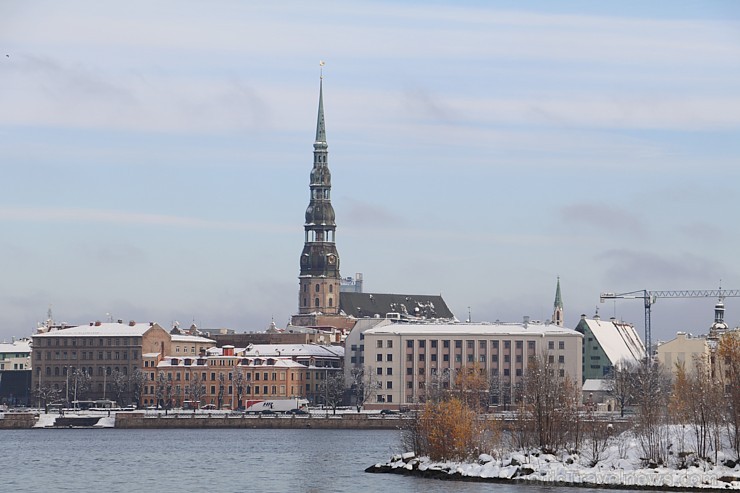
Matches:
[467,354,473,363]
[431,340,438,348]
[443,340,450,348]
[443,354,449,362]
[377,340,383,348]
[387,340,393,348]
[386,368,393,376]
[406,354,413,362]
[558,341,565,350]
[418,353,424,361]
[431,354,437,362]
[406,368,413,375]
[418,340,425,348]
[548,355,555,364]
[386,381,392,389]
[315,298,320,307]
[406,340,413,348]
[492,341,499,349]
[504,341,510,349]
[558,355,565,364]
[528,341,535,350]
[516,341,523,349]
[386,354,393,362]
[467,340,474,349]
[377,367,383,375]
[376,354,382,362]
[455,340,462,349]
[315,284,320,293]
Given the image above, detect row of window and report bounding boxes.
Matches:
[36,337,141,347]
[38,350,138,361]
[372,339,568,351]
[41,366,133,377]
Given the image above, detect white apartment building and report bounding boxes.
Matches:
[362,321,583,409]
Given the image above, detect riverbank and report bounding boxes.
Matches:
[366,451,740,491]
[1,410,407,429]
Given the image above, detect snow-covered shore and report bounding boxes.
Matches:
[368,433,740,491]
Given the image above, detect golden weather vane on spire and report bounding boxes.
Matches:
[319,60,325,79]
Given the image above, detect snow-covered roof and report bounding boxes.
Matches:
[582,379,609,392]
[580,317,645,365]
[364,322,581,337]
[170,334,215,344]
[33,322,162,338]
[232,344,344,358]
[0,339,32,354]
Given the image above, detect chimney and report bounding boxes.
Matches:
[94,321,101,326]
[129,320,136,327]
[117,319,123,324]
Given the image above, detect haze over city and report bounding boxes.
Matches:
[1,1,739,342]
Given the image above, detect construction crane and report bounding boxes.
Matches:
[599,289,740,355]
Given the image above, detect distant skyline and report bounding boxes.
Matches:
[1,1,739,341]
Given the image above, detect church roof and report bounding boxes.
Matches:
[339,292,454,320]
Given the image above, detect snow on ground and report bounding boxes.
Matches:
[376,428,740,490]
[33,413,57,428]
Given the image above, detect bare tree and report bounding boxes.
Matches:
[605,360,636,417]
[516,352,581,453]
[452,363,490,413]
[717,332,740,460]
[321,371,346,415]
[71,369,92,405]
[350,366,377,412]
[632,359,672,465]
[185,373,206,412]
[128,368,148,408]
[421,367,451,404]
[109,370,128,406]
[34,384,61,414]
[155,371,173,414]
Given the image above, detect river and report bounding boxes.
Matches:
[0,428,605,493]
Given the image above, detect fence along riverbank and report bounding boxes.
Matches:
[0,410,408,429]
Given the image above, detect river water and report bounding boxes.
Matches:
[1,428,603,493]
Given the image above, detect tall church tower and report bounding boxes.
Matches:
[297,76,341,315]
[551,277,564,327]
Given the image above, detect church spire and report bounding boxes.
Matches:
[315,77,327,146]
[552,277,564,326]
[296,69,341,316]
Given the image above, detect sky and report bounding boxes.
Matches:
[1,1,740,343]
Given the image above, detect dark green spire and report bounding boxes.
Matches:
[554,277,563,309]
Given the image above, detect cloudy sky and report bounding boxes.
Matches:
[1,1,739,343]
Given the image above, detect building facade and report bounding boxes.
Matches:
[362,321,582,410]
[32,321,214,405]
[0,338,32,406]
[143,343,344,409]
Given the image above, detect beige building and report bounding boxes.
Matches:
[143,343,344,409]
[362,321,583,410]
[657,332,710,374]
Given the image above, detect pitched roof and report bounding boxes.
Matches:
[339,292,454,320]
[578,317,645,365]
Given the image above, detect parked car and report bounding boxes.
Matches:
[287,408,308,415]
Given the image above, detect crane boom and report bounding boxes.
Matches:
[599,288,740,357]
